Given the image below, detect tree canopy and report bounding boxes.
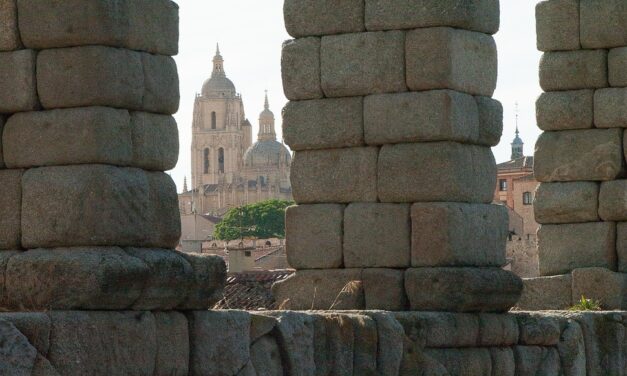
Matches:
[213,199,293,241]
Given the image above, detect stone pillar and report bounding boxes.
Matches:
[0,0,225,311]
[525,0,627,310]
[274,0,523,312]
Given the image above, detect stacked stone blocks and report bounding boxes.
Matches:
[0,0,225,311]
[276,0,523,312]
[526,0,627,310]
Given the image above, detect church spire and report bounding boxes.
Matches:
[258,90,276,141]
[212,43,224,76]
[511,102,524,160]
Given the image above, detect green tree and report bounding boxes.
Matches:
[213,199,293,241]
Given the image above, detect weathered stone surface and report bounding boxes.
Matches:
[365,0,499,34]
[310,314,329,376]
[490,348,515,376]
[564,312,626,376]
[344,203,410,268]
[594,88,627,128]
[21,166,180,249]
[534,182,600,224]
[272,269,364,310]
[364,312,403,376]
[141,53,179,114]
[619,223,627,273]
[571,268,627,310]
[535,0,580,51]
[0,0,21,51]
[351,315,378,375]
[0,116,4,168]
[188,311,250,376]
[536,90,594,131]
[364,90,487,145]
[0,319,37,376]
[609,47,627,87]
[131,112,179,171]
[3,107,132,168]
[5,247,148,310]
[321,314,354,376]
[321,31,405,97]
[516,274,573,310]
[599,180,627,221]
[250,335,283,376]
[37,46,143,110]
[249,314,277,343]
[0,312,50,355]
[405,268,522,312]
[411,203,507,267]
[176,252,226,310]
[517,313,561,346]
[424,348,492,375]
[17,0,179,55]
[286,204,344,269]
[394,312,479,348]
[476,96,503,147]
[291,147,378,203]
[154,312,189,376]
[262,311,314,376]
[580,0,627,49]
[378,142,496,203]
[478,314,519,346]
[539,50,608,91]
[283,97,363,150]
[0,169,22,250]
[0,251,19,306]
[48,311,157,375]
[538,222,617,276]
[363,269,407,311]
[0,50,38,113]
[124,248,193,310]
[406,27,497,96]
[281,38,322,101]
[284,0,364,37]
[514,346,561,376]
[31,354,60,376]
[557,319,586,376]
[534,129,624,182]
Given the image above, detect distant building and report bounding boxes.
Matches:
[494,125,540,277]
[178,45,292,222]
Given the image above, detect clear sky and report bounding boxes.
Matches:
[171,0,543,191]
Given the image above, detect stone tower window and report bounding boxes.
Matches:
[523,192,532,205]
[203,148,210,174]
[211,111,217,129]
[218,148,225,173]
[499,179,508,191]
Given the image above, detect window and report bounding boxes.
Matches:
[218,148,225,173]
[203,148,210,174]
[244,251,252,257]
[211,111,216,129]
[523,192,532,205]
[499,179,508,191]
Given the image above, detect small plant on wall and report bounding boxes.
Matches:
[569,296,602,311]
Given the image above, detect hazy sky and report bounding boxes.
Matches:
[171,1,542,191]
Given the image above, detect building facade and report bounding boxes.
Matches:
[494,126,540,277]
[179,46,292,227]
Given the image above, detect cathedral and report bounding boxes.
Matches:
[179,46,292,219]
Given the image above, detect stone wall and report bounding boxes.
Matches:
[520,0,627,310]
[1,309,625,375]
[0,0,225,311]
[275,0,522,313]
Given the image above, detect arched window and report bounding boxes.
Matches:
[218,148,225,174]
[211,112,217,129]
[523,192,532,205]
[265,241,271,247]
[203,148,210,174]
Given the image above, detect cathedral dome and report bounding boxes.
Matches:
[202,75,236,97]
[244,140,291,168]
